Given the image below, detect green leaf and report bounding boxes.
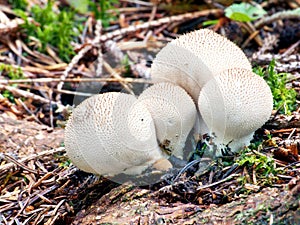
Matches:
[66,0,89,13]
[225,2,267,22]
[202,19,219,26]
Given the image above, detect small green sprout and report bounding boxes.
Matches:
[202,19,219,27]
[59,159,71,168]
[121,55,132,77]
[254,60,297,115]
[225,2,267,22]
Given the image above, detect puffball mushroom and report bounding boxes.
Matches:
[150,29,273,155]
[64,92,169,176]
[138,82,197,159]
[198,68,273,155]
[151,29,252,102]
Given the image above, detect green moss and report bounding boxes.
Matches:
[0,63,24,102]
[15,0,81,62]
[67,0,119,27]
[0,63,23,80]
[253,60,297,115]
[8,0,28,10]
[236,148,279,187]
[90,0,118,27]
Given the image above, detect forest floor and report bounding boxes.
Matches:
[0,0,300,224]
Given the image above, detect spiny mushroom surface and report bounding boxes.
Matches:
[65,92,167,176]
[198,68,273,155]
[138,82,197,159]
[151,29,252,102]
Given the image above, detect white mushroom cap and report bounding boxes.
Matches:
[65,92,165,176]
[198,68,273,155]
[151,29,252,103]
[138,82,197,159]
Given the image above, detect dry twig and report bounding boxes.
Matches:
[0,77,152,85]
[0,147,65,175]
[255,9,300,29]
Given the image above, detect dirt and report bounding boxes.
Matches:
[0,113,64,156]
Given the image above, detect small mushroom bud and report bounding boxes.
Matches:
[138,82,197,159]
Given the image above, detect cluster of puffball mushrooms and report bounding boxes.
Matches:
[65,29,273,177]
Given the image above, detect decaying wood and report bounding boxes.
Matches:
[71,179,300,225]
